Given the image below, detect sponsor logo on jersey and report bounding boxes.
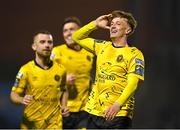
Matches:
[98,74,116,81]
[116,55,123,62]
[54,74,60,81]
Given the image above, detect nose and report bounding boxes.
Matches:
[45,42,52,48]
[66,29,73,36]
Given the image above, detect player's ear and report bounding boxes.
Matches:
[32,43,36,51]
[126,27,132,35]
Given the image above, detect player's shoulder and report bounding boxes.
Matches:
[82,48,94,57]
[19,60,34,72]
[129,46,144,56]
[53,61,66,71]
[53,44,66,50]
[94,39,108,44]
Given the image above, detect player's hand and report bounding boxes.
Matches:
[62,106,70,117]
[66,73,76,85]
[104,102,121,121]
[22,95,33,105]
[94,14,112,29]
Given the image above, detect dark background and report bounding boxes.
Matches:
[0,0,180,128]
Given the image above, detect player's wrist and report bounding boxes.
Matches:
[114,101,122,109]
[93,20,98,27]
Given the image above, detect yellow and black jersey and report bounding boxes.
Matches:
[51,44,94,112]
[73,22,145,119]
[11,60,66,129]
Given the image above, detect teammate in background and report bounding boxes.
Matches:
[51,17,94,129]
[10,30,69,129]
[73,10,145,129]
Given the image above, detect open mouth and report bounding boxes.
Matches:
[67,36,72,40]
[111,29,118,34]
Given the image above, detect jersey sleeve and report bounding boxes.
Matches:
[11,66,28,94]
[127,50,145,81]
[72,22,97,54]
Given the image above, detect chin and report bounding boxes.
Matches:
[44,52,51,56]
[110,35,116,39]
[67,42,76,46]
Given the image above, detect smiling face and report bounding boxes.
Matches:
[32,33,53,58]
[63,22,80,46]
[110,17,132,39]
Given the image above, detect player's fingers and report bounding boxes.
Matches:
[25,95,33,100]
[22,95,33,105]
[105,108,112,120]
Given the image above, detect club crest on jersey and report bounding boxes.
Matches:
[54,75,60,81]
[86,55,91,61]
[116,55,123,62]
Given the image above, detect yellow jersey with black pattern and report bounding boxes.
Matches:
[51,44,94,112]
[11,60,66,128]
[72,22,145,118]
[85,40,144,118]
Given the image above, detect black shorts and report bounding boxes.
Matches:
[87,113,132,129]
[63,111,88,129]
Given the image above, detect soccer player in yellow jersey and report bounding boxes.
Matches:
[51,17,94,129]
[10,30,69,129]
[73,10,145,129]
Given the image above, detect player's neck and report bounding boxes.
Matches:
[111,36,128,47]
[35,55,51,69]
[67,43,81,51]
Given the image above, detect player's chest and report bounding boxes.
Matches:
[62,50,92,64]
[97,47,129,69]
[27,68,62,88]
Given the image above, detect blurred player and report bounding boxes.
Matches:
[51,16,94,129]
[10,30,69,129]
[73,10,145,129]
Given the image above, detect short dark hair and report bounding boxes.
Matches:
[32,30,52,43]
[110,10,137,36]
[62,16,82,27]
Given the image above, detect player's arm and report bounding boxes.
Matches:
[10,92,33,105]
[104,76,141,121]
[116,51,145,106]
[72,14,111,54]
[105,51,145,120]
[10,68,33,105]
[72,21,96,53]
[60,72,70,117]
